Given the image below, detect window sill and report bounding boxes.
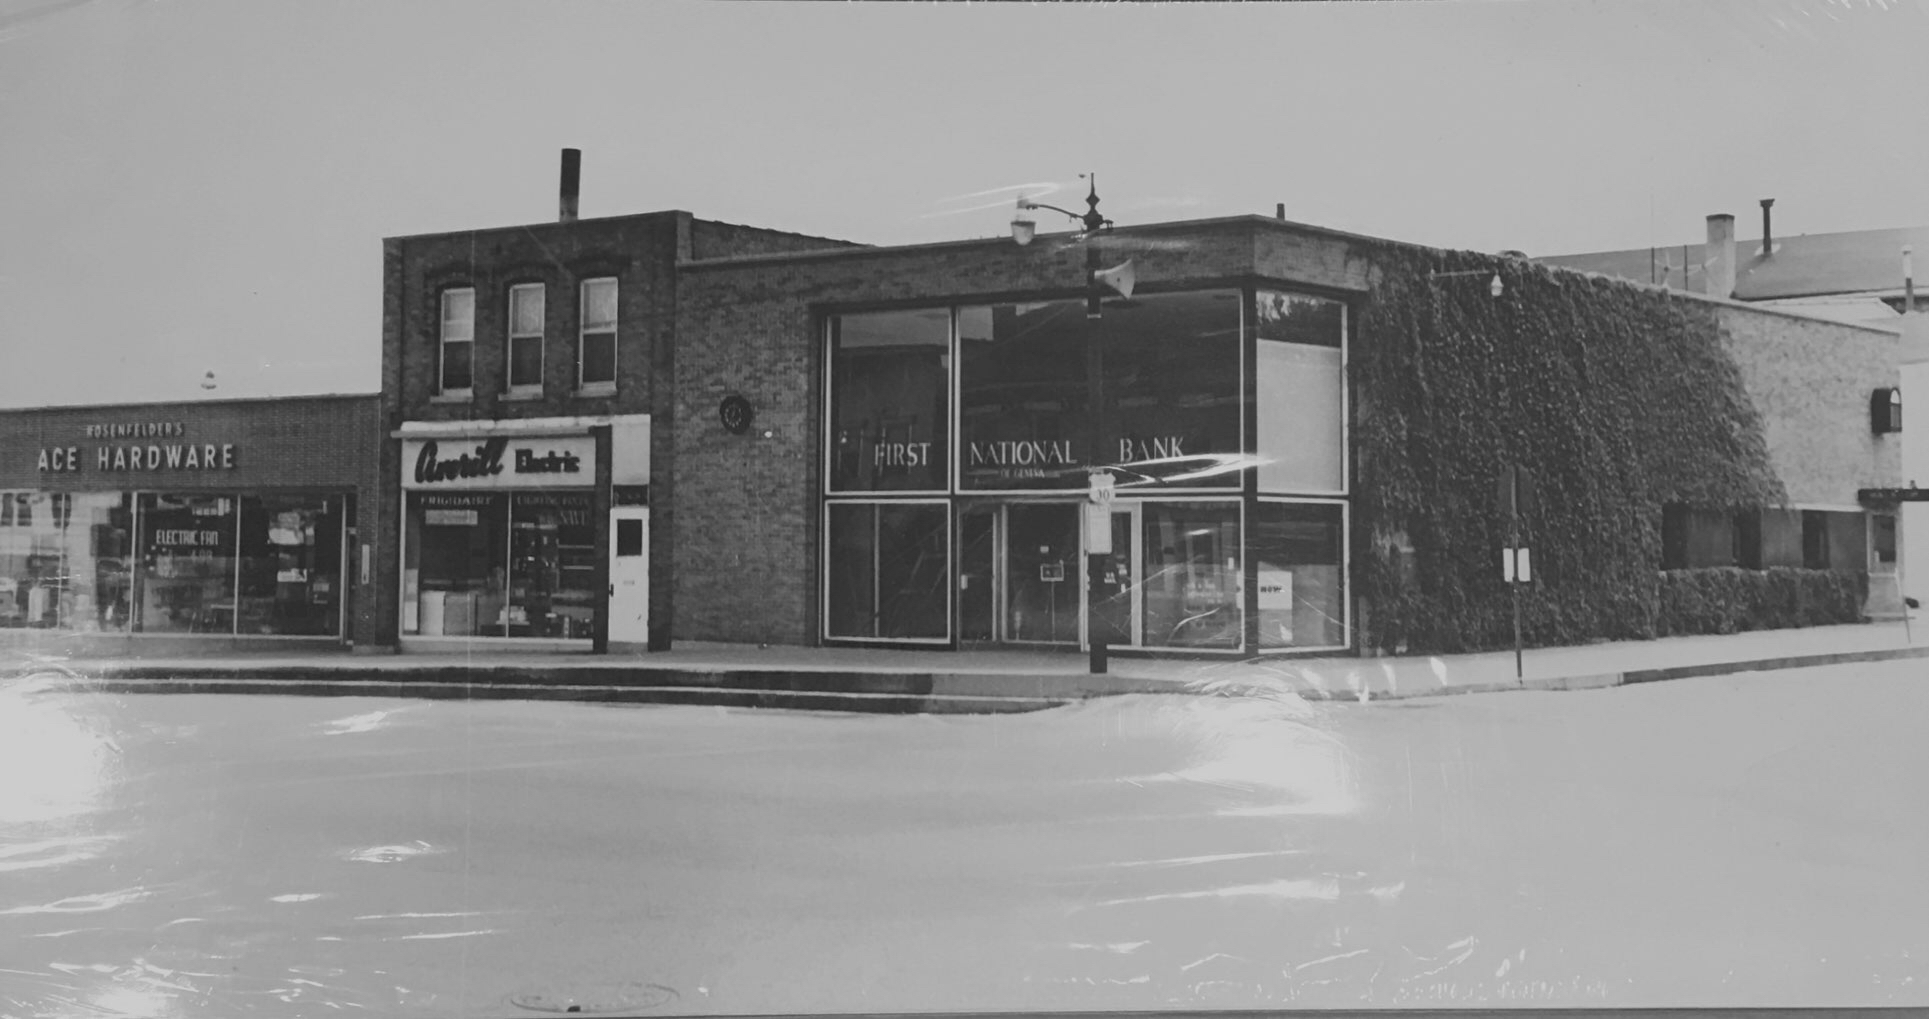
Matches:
[430,391,472,404]
[502,389,545,402]
[575,383,617,398]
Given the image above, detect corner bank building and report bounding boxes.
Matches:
[678,219,1357,657]
[380,175,1902,659]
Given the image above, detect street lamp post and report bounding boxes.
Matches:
[1014,176,1119,673]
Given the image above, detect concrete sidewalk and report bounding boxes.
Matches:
[4,617,1924,713]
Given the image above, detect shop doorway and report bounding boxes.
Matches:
[608,506,649,644]
[956,501,1141,649]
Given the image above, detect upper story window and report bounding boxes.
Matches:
[579,278,617,392]
[439,288,475,395]
[508,283,545,393]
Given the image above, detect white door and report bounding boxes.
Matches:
[609,506,650,643]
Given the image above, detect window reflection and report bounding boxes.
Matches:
[1142,502,1241,649]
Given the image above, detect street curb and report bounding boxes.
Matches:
[7,641,1924,714]
[1618,642,1929,684]
[37,677,1072,715]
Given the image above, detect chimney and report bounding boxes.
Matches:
[1759,198,1775,256]
[559,148,581,223]
[1704,213,1736,298]
[1276,203,1286,220]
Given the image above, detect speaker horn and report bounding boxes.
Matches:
[1093,259,1136,299]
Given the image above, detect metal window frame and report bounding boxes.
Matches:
[1250,495,1352,655]
[819,497,953,645]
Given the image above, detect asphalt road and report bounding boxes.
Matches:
[4,659,1927,1017]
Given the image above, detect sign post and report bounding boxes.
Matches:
[1087,469,1116,674]
[1498,465,1536,679]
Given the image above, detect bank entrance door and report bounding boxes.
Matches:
[957,502,1140,648]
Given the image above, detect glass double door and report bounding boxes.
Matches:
[958,502,1138,647]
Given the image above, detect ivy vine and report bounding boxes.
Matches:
[1349,245,1787,654]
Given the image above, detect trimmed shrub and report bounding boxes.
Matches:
[1654,567,1868,637]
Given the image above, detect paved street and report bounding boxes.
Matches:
[5,661,1927,1017]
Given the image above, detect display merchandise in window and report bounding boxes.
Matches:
[137,493,237,634]
[237,495,344,636]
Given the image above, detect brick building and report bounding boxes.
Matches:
[374,155,853,652]
[0,394,381,654]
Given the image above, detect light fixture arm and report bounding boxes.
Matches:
[1016,174,1112,236]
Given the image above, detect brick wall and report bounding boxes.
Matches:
[1716,303,1901,507]
[689,219,860,260]
[385,213,683,425]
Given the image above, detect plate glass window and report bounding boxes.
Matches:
[439,288,475,394]
[824,501,949,641]
[579,278,617,390]
[508,284,545,392]
[827,309,950,492]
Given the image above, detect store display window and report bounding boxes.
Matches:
[237,495,344,636]
[508,492,596,639]
[403,490,594,639]
[1141,501,1242,649]
[1253,500,1346,650]
[136,493,237,634]
[0,491,133,632]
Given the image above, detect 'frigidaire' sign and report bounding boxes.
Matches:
[402,435,594,490]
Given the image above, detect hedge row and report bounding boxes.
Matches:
[1655,567,1869,637]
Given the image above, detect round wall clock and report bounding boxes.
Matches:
[719,395,754,435]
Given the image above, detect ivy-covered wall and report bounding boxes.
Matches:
[1349,246,1792,654]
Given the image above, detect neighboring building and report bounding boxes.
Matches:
[373,155,855,653]
[0,394,381,654]
[1536,201,1929,326]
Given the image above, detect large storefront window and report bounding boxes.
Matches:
[1255,290,1346,494]
[828,309,949,492]
[1141,501,1241,649]
[0,492,134,632]
[136,493,237,634]
[1253,501,1346,650]
[825,501,949,641]
[957,290,1241,490]
[509,492,597,638]
[237,495,344,636]
[405,492,506,637]
[404,491,595,639]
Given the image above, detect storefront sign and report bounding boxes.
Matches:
[961,434,1200,484]
[403,435,595,490]
[37,441,237,472]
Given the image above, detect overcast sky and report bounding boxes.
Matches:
[3,0,1926,408]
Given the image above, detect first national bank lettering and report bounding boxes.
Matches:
[413,438,582,484]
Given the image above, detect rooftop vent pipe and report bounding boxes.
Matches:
[560,148,581,223]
